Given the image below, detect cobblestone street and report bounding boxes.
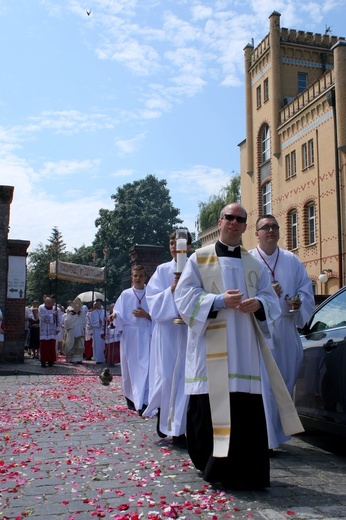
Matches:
[0,357,346,520]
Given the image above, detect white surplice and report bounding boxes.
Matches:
[175,250,281,397]
[89,308,106,363]
[143,259,189,437]
[250,246,315,448]
[113,286,151,411]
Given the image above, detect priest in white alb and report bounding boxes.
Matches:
[175,203,304,490]
[250,214,315,451]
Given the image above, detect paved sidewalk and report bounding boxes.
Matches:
[0,361,346,519]
[0,353,122,377]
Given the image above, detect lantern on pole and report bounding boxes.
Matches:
[173,229,188,325]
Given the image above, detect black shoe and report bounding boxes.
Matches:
[126,397,136,411]
[156,408,167,438]
[172,434,187,449]
[41,363,46,367]
[137,404,147,416]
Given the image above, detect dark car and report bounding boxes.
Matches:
[295,286,346,436]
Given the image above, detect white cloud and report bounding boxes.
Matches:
[168,164,231,199]
[29,110,117,135]
[39,159,100,178]
[191,5,213,21]
[110,168,135,178]
[0,152,111,252]
[114,132,147,155]
[7,180,113,252]
[97,39,160,76]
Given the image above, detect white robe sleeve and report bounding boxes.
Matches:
[175,253,216,337]
[290,255,315,328]
[146,263,178,322]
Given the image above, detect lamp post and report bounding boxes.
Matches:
[318,269,332,284]
[326,88,343,289]
[103,248,109,337]
[91,252,97,306]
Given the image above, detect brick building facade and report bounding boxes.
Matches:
[240,11,346,296]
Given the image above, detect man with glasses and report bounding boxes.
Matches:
[250,214,315,452]
[175,203,302,490]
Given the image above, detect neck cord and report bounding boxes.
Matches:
[256,246,280,281]
[132,287,145,306]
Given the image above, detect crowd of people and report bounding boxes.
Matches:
[22,294,121,368]
[6,202,315,491]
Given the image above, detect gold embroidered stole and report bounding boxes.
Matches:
[196,245,229,457]
[196,245,304,458]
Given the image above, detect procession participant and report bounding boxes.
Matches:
[28,306,40,358]
[24,305,32,352]
[50,295,64,356]
[64,298,87,364]
[250,214,315,450]
[104,303,120,367]
[175,203,303,489]
[89,299,106,363]
[143,230,192,449]
[84,303,94,360]
[39,296,61,367]
[111,265,151,414]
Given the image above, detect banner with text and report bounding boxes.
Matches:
[49,260,105,284]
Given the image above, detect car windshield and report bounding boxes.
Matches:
[309,289,346,333]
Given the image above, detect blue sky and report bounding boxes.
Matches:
[1,0,345,252]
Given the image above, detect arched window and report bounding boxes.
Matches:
[262,181,271,214]
[261,125,270,163]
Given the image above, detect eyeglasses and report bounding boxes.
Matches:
[221,214,247,224]
[257,224,280,232]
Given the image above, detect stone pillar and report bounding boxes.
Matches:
[4,240,30,363]
[0,186,14,313]
[126,244,165,289]
[0,185,30,364]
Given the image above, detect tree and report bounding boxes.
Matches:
[26,229,97,307]
[93,174,182,300]
[197,174,240,232]
[26,227,66,305]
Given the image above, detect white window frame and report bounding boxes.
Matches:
[307,203,316,245]
[262,181,271,214]
[290,211,298,249]
[261,125,270,163]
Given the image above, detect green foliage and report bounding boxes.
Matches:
[93,174,183,300]
[27,227,66,305]
[27,230,98,308]
[197,174,240,232]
